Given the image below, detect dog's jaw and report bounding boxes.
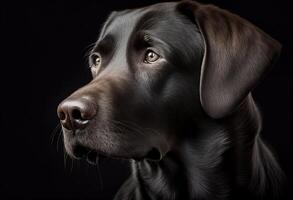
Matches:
[124,127,231,200]
[115,96,284,200]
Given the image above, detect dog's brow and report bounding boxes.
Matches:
[135,31,153,45]
[92,34,114,54]
[142,31,169,47]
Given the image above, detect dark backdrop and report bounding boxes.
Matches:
[0,0,291,199]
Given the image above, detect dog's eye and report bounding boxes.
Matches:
[91,53,102,68]
[144,50,160,64]
[95,57,101,66]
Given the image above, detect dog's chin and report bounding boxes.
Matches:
[66,144,164,165]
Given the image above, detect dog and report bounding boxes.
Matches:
[57,1,285,199]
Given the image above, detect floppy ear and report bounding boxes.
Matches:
[177,1,281,118]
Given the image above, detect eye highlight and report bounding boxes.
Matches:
[95,56,101,66]
[144,49,160,64]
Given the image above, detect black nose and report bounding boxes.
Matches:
[57,96,96,130]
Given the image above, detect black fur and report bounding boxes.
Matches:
[57,1,284,199]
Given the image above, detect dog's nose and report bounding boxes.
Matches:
[57,97,96,130]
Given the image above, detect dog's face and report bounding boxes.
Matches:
[58,3,204,162]
[57,1,280,164]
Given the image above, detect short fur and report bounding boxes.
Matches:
[57,1,284,200]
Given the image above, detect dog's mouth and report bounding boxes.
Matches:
[71,144,104,165]
[70,144,163,165]
[86,150,103,165]
[145,148,163,161]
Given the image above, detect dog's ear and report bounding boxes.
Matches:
[177,1,281,118]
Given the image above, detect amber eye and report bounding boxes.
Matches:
[144,49,160,64]
[92,54,101,68]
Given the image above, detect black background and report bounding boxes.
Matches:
[0,0,291,199]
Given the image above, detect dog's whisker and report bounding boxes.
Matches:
[119,120,146,132]
[83,42,97,59]
[56,130,63,152]
[85,161,90,176]
[108,122,126,134]
[144,128,161,136]
[120,120,160,137]
[116,120,161,136]
[112,120,147,137]
[63,146,68,169]
[50,123,61,145]
[95,156,104,191]
[70,158,74,174]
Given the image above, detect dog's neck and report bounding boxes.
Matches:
[127,94,281,200]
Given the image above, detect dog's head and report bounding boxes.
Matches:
[57,1,280,163]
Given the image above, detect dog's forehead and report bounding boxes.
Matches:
[99,2,178,40]
[103,10,143,36]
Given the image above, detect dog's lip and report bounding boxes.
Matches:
[84,150,134,165]
[86,151,103,165]
[144,148,163,161]
[83,149,128,165]
[84,148,163,164]
[71,144,164,164]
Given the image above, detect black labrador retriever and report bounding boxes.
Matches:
[57,1,284,199]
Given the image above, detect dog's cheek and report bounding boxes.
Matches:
[160,74,198,117]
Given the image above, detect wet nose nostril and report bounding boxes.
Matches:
[72,108,82,120]
[70,106,94,129]
[58,110,66,121]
